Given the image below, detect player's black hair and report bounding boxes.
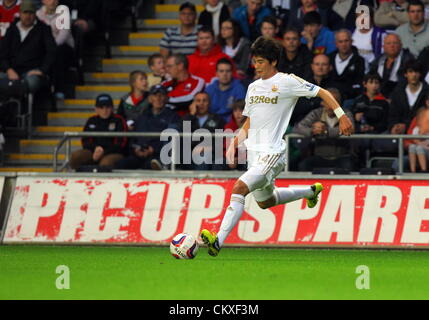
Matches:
[404,59,423,74]
[198,25,215,38]
[303,11,322,26]
[363,72,382,83]
[407,0,424,11]
[216,57,233,70]
[251,36,282,65]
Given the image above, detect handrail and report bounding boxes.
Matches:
[53,132,429,173]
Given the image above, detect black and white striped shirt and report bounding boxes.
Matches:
[160,25,200,55]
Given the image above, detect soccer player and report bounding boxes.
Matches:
[200,36,354,257]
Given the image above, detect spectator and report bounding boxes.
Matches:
[37,0,75,99]
[329,29,366,102]
[218,18,251,79]
[62,0,102,34]
[266,0,292,29]
[0,0,20,38]
[117,71,149,131]
[147,53,167,89]
[205,58,246,122]
[278,27,313,78]
[70,94,127,170]
[188,26,236,85]
[224,99,247,170]
[159,2,199,58]
[0,0,56,95]
[375,0,409,29]
[198,0,230,37]
[388,59,429,133]
[260,15,281,39]
[300,11,336,55]
[352,6,387,70]
[232,0,272,41]
[115,85,181,171]
[182,92,225,170]
[293,87,355,171]
[331,0,359,30]
[352,72,390,133]
[162,53,205,117]
[395,0,429,57]
[406,107,429,172]
[369,33,414,97]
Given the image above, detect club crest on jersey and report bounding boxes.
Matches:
[271,85,279,92]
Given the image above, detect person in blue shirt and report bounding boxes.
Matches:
[205,58,246,123]
[300,11,336,55]
[232,0,272,41]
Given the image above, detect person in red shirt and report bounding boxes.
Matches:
[188,26,237,85]
[163,53,205,117]
[0,0,20,37]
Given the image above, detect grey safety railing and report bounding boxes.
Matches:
[53,132,429,174]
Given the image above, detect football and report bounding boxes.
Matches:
[170,233,199,259]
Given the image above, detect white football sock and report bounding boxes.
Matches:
[274,187,314,205]
[217,194,245,247]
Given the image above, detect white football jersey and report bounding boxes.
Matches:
[242,72,320,153]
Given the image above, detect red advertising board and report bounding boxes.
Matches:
[3,177,429,247]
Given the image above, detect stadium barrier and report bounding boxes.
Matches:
[1,172,429,248]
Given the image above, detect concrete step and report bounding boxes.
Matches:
[75,85,129,99]
[34,126,83,137]
[58,99,121,111]
[129,32,163,46]
[0,167,54,172]
[20,139,81,154]
[102,58,149,73]
[112,46,159,57]
[5,153,65,165]
[141,19,179,29]
[48,112,94,126]
[84,73,129,84]
[155,4,204,19]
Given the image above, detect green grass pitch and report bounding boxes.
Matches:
[1,245,428,300]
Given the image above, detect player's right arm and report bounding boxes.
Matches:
[226,117,250,164]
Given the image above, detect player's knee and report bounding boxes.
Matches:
[232,180,250,195]
[257,198,276,210]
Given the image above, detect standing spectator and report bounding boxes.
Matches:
[37,0,75,99]
[115,85,181,171]
[232,0,272,41]
[198,0,230,37]
[163,53,205,117]
[406,107,429,172]
[329,29,366,102]
[188,26,236,85]
[260,15,281,39]
[375,0,409,29]
[70,94,127,170]
[0,0,56,94]
[300,11,336,55]
[388,59,429,132]
[117,71,149,131]
[369,33,414,97]
[218,18,252,78]
[183,92,225,170]
[395,0,429,57]
[0,0,20,38]
[205,58,246,122]
[278,27,313,78]
[147,53,167,89]
[159,2,199,58]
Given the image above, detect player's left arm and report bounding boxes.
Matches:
[317,88,354,136]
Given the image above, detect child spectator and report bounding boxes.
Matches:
[198,0,230,37]
[117,71,149,131]
[224,99,247,170]
[300,11,336,55]
[147,53,167,89]
[406,107,429,172]
[0,0,20,38]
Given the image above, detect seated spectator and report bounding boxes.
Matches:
[395,0,429,58]
[369,33,414,97]
[293,87,355,171]
[147,53,167,89]
[232,0,272,41]
[37,0,75,99]
[218,18,251,79]
[278,27,313,78]
[224,99,247,171]
[352,72,390,134]
[0,0,20,38]
[205,58,246,122]
[300,11,336,55]
[266,0,291,29]
[198,0,230,37]
[375,0,409,29]
[405,107,429,172]
[117,71,149,131]
[0,1,56,95]
[331,0,359,30]
[188,26,236,85]
[260,15,281,39]
[115,85,181,171]
[352,6,386,70]
[159,2,199,58]
[288,0,342,32]
[329,29,365,102]
[70,94,127,170]
[388,59,429,133]
[182,92,225,170]
[162,53,205,117]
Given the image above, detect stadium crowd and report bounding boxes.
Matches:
[2,0,429,173]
